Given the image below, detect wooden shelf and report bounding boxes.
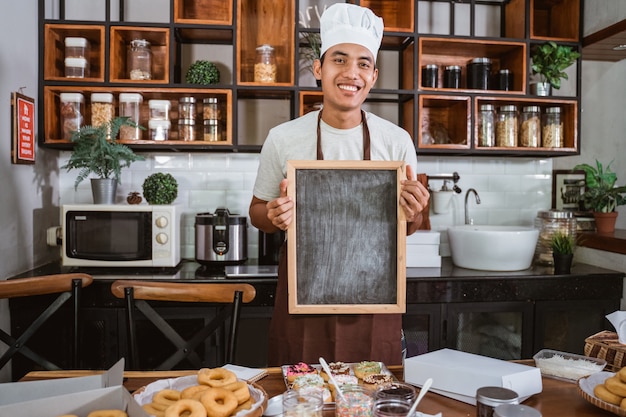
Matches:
[174,0,232,25]
[110,27,170,84]
[505,0,580,41]
[418,95,471,149]
[44,24,105,82]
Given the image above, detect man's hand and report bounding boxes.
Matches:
[266,179,294,231]
[400,165,430,231]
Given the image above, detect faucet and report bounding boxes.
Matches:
[464,188,481,224]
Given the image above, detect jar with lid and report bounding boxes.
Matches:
[178,119,196,141]
[65,37,89,60]
[60,92,84,140]
[128,39,152,80]
[467,57,492,90]
[519,106,541,147]
[477,104,496,147]
[149,119,171,141]
[534,210,577,266]
[119,93,143,140]
[203,97,219,121]
[494,69,513,91]
[149,99,171,120]
[422,64,438,88]
[64,57,88,78]
[495,105,518,147]
[90,92,114,133]
[476,386,519,417]
[178,96,196,121]
[542,107,563,148]
[443,65,461,89]
[254,44,276,83]
[203,119,220,142]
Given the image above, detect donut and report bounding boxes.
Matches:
[222,380,251,404]
[362,373,394,389]
[353,361,382,379]
[86,411,128,417]
[181,385,211,400]
[233,398,253,413]
[153,389,181,406]
[286,362,318,383]
[594,383,623,405]
[292,374,324,390]
[164,399,207,417]
[606,376,626,397]
[198,368,238,388]
[619,367,626,383]
[320,361,350,381]
[621,397,626,410]
[142,402,168,417]
[200,387,238,417]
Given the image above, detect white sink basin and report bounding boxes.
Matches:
[447,225,539,271]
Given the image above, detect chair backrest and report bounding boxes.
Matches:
[0,273,93,299]
[110,280,256,370]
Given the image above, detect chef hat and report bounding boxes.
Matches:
[320,3,384,62]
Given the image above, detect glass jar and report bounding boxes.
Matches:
[90,92,114,129]
[373,398,411,417]
[494,404,542,417]
[534,210,577,266]
[282,390,323,417]
[129,39,152,80]
[203,97,219,121]
[60,92,84,140]
[374,382,416,403]
[422,64,438,88]
[477,104,496,147]
[476,386,519,417]
[178,96,196,120]
[203,119,220,142]
[542,107,563,148]
[65,36,89,60]
[119,93,143,140]
[149,119,171,141]
[467,57,492,89]
[496,105,518,147]
[254,44,276,83]
[149,99,171,120]
[335,385,374,417]
[519,106,541,147]
[443,65,461,88]
[178,119,196,141]
[64,57,88,78]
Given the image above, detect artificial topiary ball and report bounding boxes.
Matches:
[142,173,178,205]
[185,60,220,85]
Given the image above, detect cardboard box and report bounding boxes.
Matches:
[404,349,542,405]
[406,232,441,268]
[406,231,441,245]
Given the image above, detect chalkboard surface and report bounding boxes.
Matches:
[286,160,407,314]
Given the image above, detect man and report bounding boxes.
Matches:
[249,3,430,366]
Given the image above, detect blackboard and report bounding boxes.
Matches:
[286,160,407,314]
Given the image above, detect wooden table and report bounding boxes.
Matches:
[21,366,616,417]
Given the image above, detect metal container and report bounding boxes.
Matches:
[195,208,248,265]
[476,386,519,417]
[467,57,492,89]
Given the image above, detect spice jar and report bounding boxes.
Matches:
[467,57,492,90]
[64,57,88,78]
[443,65,461,88]
[149,99,171,120]
[476,386,519,417]
[60,92,84,140]
[477,104,496,147]
[254,44,276,83]
[129,39,152,80]
[178,119,196,141]
[542,107,563,148]
[65,37,89,60]
[203,119,220,142]
[178,96,196,120]
[90,92,114,128]
[422,64,438,88]
[534,210,576,266]
[149,119,171,141]
[520,106,541,147]
[495,105,518,147]
[203,97,219,120]
[119,93,143,140]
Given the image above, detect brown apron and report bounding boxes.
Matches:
[267,110,403,366]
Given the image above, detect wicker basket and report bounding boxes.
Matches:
[584,330,626,372]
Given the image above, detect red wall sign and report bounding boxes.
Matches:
[11,92,36,164]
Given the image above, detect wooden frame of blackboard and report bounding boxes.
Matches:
[286,160,407,314]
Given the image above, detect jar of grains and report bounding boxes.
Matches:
[178,96,196,120]
[148,99,171,120]
[519,106,541,147]
[534,210,576,266]
[542,107,563,148]
[203,97,219,121]
[128,39,152,80]
[254,44,277,83]
[477,104,496,147]
[118,93,143,140]
[496,105,518,147]
[90,93,114,137]
[178,119,196,141]
[203,119,220,142]
[60,93,84,140]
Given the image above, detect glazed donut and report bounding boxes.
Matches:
[200,387,238,417]
[181,385,210,400]
[164,399,207,417]
[153,389,181,406]
[594,383,623,405]
[606,376,626,397]
[363,373,394,389]
[223,380,251,404]
[619,367,626,383]
[353,361,382,379]
[86,411,128,417]
[198,368,237,388]
[142,403,167,417]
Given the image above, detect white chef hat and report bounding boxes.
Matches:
[320,3,384,62]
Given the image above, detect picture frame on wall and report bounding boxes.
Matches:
[552,169,586,211]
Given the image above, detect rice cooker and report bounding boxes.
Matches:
[195,208,248,265]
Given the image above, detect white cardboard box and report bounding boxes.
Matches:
[406,231,441,245]
[404,349,542,405]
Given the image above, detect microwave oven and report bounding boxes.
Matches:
[58,204,181,267]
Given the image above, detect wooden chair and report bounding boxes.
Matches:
[110,280,256,370]
[0,273,93,374]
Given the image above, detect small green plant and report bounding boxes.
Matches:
[300,32,321,73]
[185,60,220,85]
[551,231,576,255]
[574,160,626,213]
[142,173,178,205]
[61,117,145,189]
[531,41,581,90]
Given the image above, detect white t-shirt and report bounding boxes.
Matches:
[252,110,418,201]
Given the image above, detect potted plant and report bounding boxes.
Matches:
[300,32,321,86]
[551,230,576,274]
[61,117,145,204]
[530,41,581,96]
[574,160,626,233]
[142,173,178,205]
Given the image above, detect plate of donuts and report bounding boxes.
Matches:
[578,370,626,416]
[133,367,268,417]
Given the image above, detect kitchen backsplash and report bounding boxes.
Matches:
[57,152,553,260]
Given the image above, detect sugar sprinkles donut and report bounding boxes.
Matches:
[198,368,238,388]
[353,361,382,379]
[320,361,350,381]
[86,411,128,417]
[200,387,238,417]
[286,362,318,382]
[222,380,251,404]
[363,373,394,389]
[153,389,182,406]
[164,399,207,417]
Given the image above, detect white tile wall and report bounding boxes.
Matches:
[58,152,553,261]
